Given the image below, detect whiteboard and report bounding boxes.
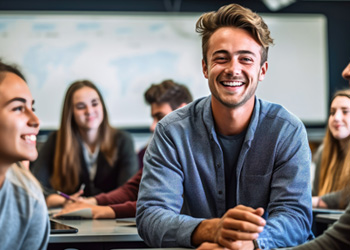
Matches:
[0,12,328,129]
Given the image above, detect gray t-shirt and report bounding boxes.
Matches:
[0,166,50,250]
[218,130,246,210]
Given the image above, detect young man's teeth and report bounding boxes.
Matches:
[224,81,242,86]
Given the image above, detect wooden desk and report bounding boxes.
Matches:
[49,218,146,250]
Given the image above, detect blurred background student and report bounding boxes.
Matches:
[313,89,350,197]
[312,62,350,210]
[0,60,49,249]
[55,79,193,218]
[31,80,138,208]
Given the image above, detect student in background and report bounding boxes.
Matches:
[312,62,350,209]
[0,60,49,249]
[312,89,350,208]
[55,79,193,219]
[136,3,312,250]
[31,80,138,208]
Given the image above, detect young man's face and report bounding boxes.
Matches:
[202,27,267,109]
[149,102,173,132]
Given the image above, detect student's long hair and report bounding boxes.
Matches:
[10,162,43,201]
[50,80,117,194]
[318,89,350,196]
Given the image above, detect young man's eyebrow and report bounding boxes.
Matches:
[212,50,257,56]
[236,50,257,56]
[212,50,229,55]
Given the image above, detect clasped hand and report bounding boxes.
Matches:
[195,205,266,250]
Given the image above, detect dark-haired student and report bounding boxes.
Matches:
[0,60,49,249]
[55,79,193,219]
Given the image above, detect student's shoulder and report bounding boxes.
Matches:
[6,165,46,204]
[159,96,209,127]
[258,98,303,127]
[113,128,134,145]
[114,128,131,138]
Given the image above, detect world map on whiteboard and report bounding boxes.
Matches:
[0,13,208,129]
[0,13,327,129]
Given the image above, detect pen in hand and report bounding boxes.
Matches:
[57,191,73,201]
[79,183,85,192]
[57,184,85,202]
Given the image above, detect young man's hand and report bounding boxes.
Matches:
[192,205,265,249]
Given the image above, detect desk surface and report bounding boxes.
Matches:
[49,218,142,243]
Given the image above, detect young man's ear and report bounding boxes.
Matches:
[259,61,268,82]
[202,59,208,79]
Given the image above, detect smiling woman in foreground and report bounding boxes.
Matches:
[0,59,49,250]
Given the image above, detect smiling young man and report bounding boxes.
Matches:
[136,4,312,250]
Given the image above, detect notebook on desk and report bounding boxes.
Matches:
[51,208,93,219]
[50,219,78,234]
[312,208,345,214]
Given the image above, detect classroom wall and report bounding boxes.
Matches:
[1,0,349,99]
[1,0,350,139]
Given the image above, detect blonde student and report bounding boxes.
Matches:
[31,80,138,208]
[312,63,350,210]
[312,90,350,207]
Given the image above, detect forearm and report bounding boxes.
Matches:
[263,129,312,248]
[191,218,220,246]
[46,194,66,208]
[109,201,137,218]
[95,169,141,205]
[313,196,328,208]
[92,206,115,219]
[258,211,311,249]
[321,190,344,209]
[137,206,203,247]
